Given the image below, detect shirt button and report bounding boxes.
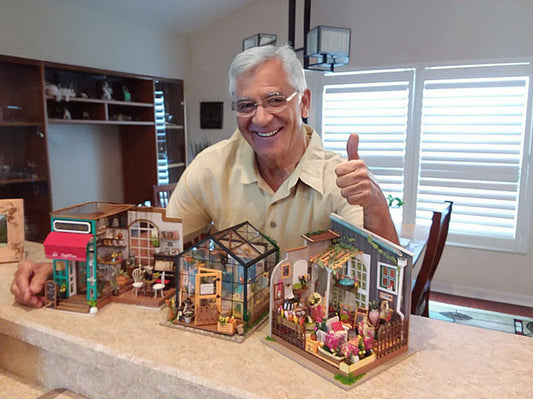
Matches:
[270,221,277,228]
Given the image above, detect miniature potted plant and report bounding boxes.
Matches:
[318,331,346,364]
[87,299,98,314]
[183,310,194,324]
[116,269,130,287]
[151,234,160,253]
[368,300,380,326]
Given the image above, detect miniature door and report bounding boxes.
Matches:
[194,267,222,325]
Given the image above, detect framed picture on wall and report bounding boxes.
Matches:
[0,198,24,263]
[200,101,223,129]
[281,263,291,279]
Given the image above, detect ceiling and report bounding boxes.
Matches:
[104,0,256,35]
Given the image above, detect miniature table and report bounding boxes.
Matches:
[1,242,532,398]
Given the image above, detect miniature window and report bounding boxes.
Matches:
[378,263,397,294]
[129,220,158,266]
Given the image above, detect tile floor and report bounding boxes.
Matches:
[428,298,533,337]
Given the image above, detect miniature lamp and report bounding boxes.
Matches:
[242,34,277,51]
[305,25,351,71]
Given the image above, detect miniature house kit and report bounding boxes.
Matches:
[267,213,413,381]
[166,221,279,337]
[43,202,183,313]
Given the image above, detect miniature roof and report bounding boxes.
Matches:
[309,245,361,270]
[183,221,278,267]
[302,229,340,243]
[51,202,135,220]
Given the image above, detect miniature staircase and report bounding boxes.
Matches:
[56,295,90,313]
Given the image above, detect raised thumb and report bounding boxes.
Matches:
[346,133,360,161]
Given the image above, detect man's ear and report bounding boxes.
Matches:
[300,88,311,119]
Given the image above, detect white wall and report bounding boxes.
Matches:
[188,0,533,305]
[0,0,189,209]
[0,0,188,78]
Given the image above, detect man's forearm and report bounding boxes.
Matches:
[363,186,399,244]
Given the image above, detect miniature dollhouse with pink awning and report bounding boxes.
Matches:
[43,202,182,313]
[266,213,413,383]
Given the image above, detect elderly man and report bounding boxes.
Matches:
[166,43,397,252]
[11,43,397,308]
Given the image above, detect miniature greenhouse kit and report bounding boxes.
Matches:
[164,221,279,339]
[265,213,414,387]
[42,202,183,313]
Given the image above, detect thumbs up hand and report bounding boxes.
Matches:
[335,133,400,244]
[335,133,372,207]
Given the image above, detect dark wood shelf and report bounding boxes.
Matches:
[46,95,152,108]
[48,118,155,126]
[1,54,186,240]
[0,121,42,127]
[0,177,48,186]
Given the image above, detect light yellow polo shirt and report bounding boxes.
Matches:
[166,125,363,254]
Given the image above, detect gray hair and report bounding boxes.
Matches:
[228,43,307,99]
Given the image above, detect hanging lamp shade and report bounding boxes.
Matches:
[305,25,351,71]
[242,34,277,51]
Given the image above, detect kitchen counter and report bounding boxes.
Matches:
[1,242,532,398]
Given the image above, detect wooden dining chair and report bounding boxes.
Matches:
[411,201,453,317]
[152,183,177,208]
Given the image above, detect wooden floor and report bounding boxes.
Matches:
[430,292,533,318]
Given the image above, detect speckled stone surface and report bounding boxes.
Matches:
[1,242,533,398]
[0,367,48,399]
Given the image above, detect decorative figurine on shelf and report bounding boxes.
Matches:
[45,82,61,102]
[101,81,113,100]
[122,85,131,102]
[59,85,76,102]
[63,107,71,120]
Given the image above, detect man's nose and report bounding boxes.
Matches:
[252,104,273,125]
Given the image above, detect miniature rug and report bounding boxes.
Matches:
[428,300,533,337]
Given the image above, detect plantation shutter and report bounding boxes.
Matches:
[322,70,414,201]
[417,64,531,251]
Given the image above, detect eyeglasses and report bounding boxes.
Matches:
[232,91,298,117]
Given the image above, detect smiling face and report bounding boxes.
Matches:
[235,58,311,170]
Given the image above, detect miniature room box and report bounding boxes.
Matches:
[166,221,279,338]
[42,202,182,313]
[267,213,413,383]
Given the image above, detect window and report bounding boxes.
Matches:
[379,263,397,293]
[129,220,158,266]
[318,62,533,253]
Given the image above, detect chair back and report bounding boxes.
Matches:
[152,183,177,208]
[132,267,143,283]
[411,201,453,317]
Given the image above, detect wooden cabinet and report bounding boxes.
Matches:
[0,55,186,241]
[0,56,51,241]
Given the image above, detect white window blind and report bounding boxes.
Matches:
[320,63,533,253]
[322,70,414,203]
[419,76,528,238]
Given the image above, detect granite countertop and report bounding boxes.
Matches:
[1,242,532,398]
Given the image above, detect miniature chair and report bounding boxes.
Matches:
[411,201,453,317]
[152,183,177,208]
[152,271,166,298]
[132,267,144,297]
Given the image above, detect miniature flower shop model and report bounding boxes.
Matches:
[42,202,183,313]
[266,213,414,384]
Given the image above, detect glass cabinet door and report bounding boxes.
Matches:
[1,57,51,241]
[154,80,186,184]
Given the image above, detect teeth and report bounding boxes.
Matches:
[256,128,280,137]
